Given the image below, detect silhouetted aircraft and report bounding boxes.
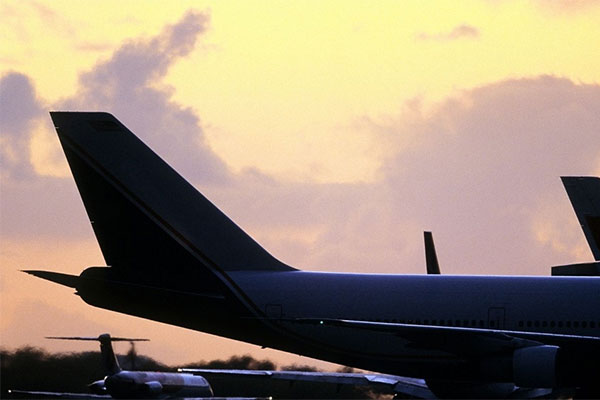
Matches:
[26,112,600,398]
[8,334,215,399]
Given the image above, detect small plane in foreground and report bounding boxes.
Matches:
[8,334,215,399]
[26,112,600,398]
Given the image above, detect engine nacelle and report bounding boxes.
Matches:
[142,381,163,396]
[87,379,107,395]
[513,345,559,388]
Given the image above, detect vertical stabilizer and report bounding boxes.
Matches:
[424,231,441,274]
[98,334,122,376]
[561,176,600,261]
[49,112,294,276]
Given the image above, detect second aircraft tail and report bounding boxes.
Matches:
[562,176,600,261]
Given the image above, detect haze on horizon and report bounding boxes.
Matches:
[1,0,600,368]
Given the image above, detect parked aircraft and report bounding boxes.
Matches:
[26,112,600,398]
[9,334,214,399]
[7,333,434,399]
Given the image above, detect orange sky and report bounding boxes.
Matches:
[1,0,600,368]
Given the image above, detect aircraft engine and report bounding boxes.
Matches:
[512,345,559,388]
[142,381,163,396]
[87,379,107,395]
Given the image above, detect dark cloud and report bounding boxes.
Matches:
[0,72,45,179]
[60,10,229,184]
[417,24,480,41]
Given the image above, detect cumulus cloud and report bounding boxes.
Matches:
[207,77,598,277]
[60,10,229,184]
[1,10,228,240]
[0,72,45,179]
[372,76,600,274]
[416,24,480,41]
[2,10,599,281]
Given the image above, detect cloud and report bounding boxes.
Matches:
[1,299,107,351]
[2,10,599,281]
[0,72,45,180]
[535,0,600,13]
[74,41,115,53]
[60,9,229,185]
[373,76,600,274]
[1,10,228,241]
[210,76,599,276]
[214,76,600,277]
[417,24,480,41]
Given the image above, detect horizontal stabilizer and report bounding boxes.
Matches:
[22,270,79,288]
[46,335,149,342]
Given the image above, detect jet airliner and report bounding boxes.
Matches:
[27,112,600,398]
[8,334,214,399]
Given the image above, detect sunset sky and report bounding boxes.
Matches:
[1,1,600,368]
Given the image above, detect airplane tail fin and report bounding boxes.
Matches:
[561,176,600,261]
[46,334,149,376]
[49,112,293,285]
[424,231,441,274]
